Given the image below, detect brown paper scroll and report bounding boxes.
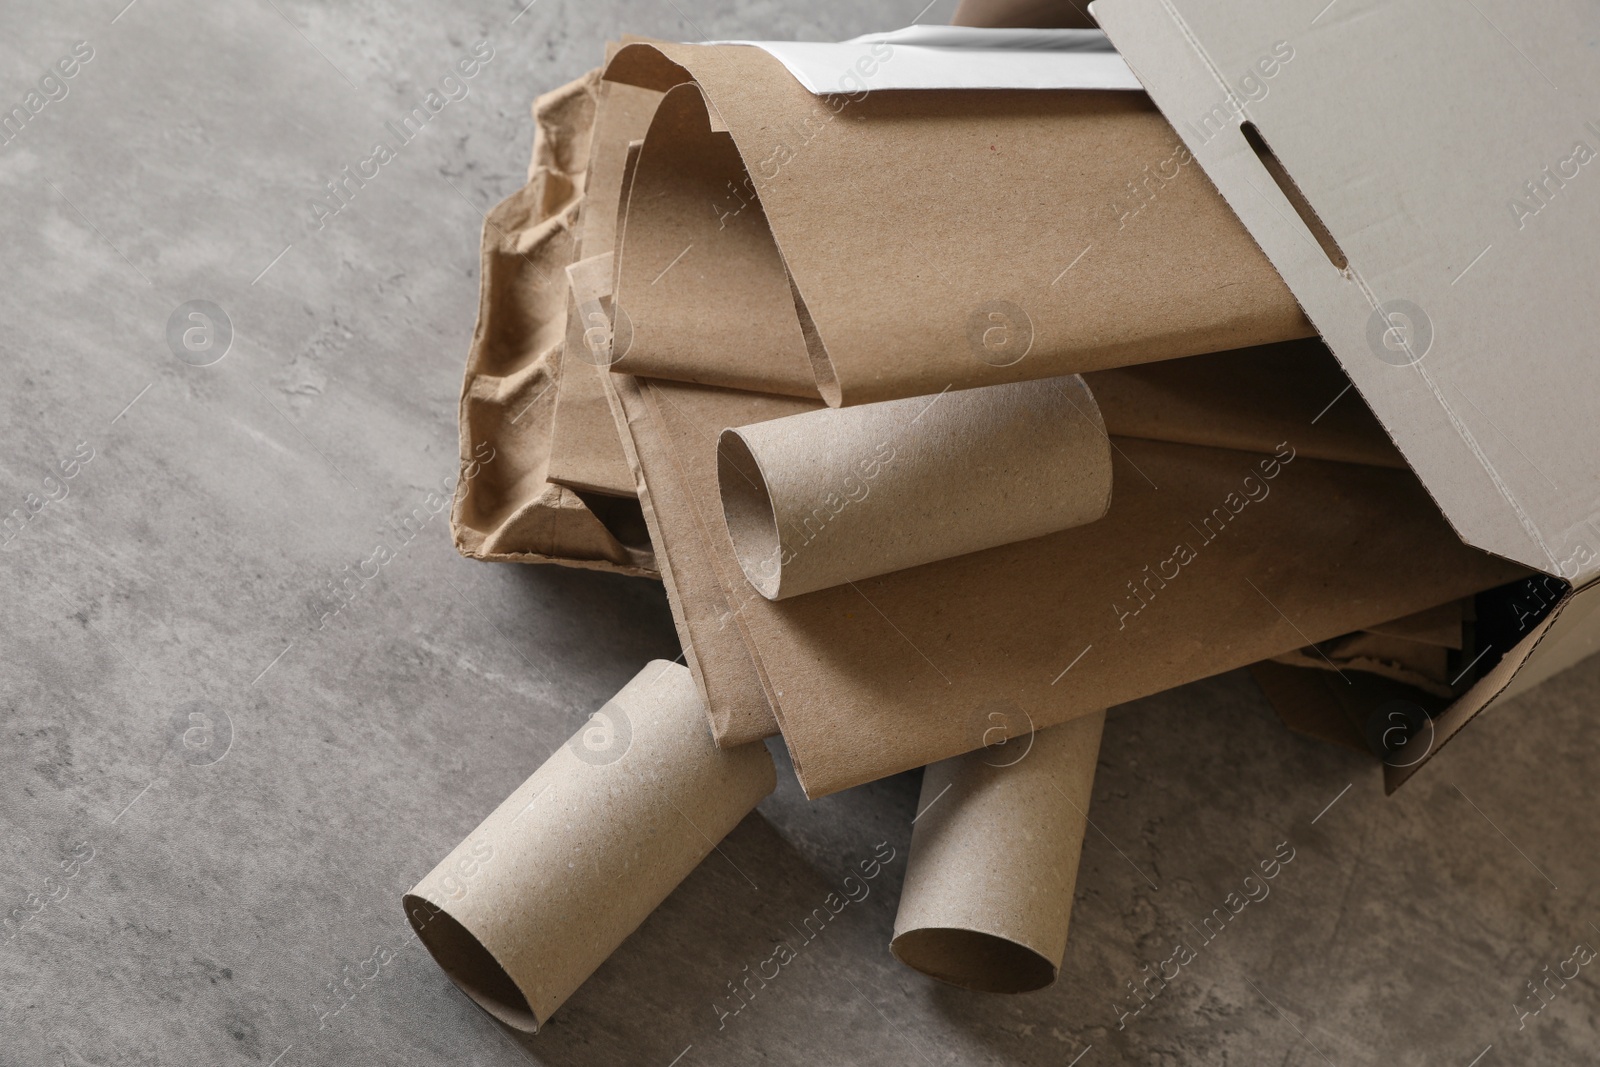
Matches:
[403,661,775,1031]
[604,42,1311,405]
[892,712,1105,993]
[623,376,1529,797]
[718,375,1112,600]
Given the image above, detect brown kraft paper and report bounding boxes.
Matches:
[601,341,1389,745]
[547,74,668,497]
[1083,337,1406,469]
[403,660,775,1031]
[628,377,1529,797]
[718,375,1112,599]
[605,373,783,745]
[612,80,819,399]
[602,42,1311,405]
[892,711,1105,993]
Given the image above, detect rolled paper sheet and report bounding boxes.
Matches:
[402,660,775,1032]
[613,81,821,399]
[718,375,1113,600]
[604,42,1313,406]
[892,712,1104,993]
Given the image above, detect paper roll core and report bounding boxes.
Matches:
[717,375,1114,600]
[403,902,537,1029]
[890,712,1105,993]
[890,927,1058,994]
[716,430,784,599]
[403,661,775,1031]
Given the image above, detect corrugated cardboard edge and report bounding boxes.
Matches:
[1386,578,1600,792]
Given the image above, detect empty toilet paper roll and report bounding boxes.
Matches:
[402,660,775,1031]
[717,375,1112,600]
[633,377,1527,798]
[892,711,1105,993]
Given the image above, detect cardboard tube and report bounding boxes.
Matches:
[630,376,1528,797]
[891,711,1104,993]
[718,375,1112,600]
[402,661,775,1031]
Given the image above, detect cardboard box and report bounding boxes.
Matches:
[1093,0,1600,787]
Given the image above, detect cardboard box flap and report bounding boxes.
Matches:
[1094,0,1600,582]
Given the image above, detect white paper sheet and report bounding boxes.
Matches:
[709,26,1143,94]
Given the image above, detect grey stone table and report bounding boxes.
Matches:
[3,1,1596,1063]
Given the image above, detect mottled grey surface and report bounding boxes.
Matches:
[2,1,1597,1064]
